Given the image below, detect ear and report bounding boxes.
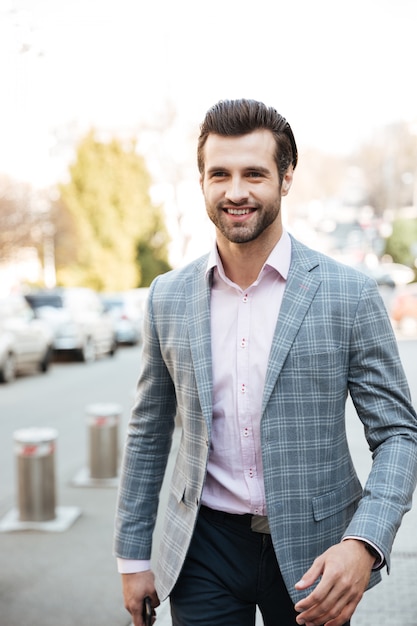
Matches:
[281,166,294,197]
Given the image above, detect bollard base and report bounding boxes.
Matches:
[0,506,81,533]
[71,466,119,488]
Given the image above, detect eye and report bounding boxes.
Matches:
[211,170,228,178]
[207,170,229,180]
[246,170,266,179]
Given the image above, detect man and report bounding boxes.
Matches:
[114,99,417,626]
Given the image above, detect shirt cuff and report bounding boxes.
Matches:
[117,558,151,574]
[342,536,385,570]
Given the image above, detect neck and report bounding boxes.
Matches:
[217,230,282,290]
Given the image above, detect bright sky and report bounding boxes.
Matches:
[1,0,417,188]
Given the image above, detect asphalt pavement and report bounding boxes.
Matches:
[0,338,416,626]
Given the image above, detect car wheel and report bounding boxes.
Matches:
[0,352,16,384]
[39,346,53,373]
[109,337,118,357]
[79,337,96,363]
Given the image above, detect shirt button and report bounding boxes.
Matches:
[241,338,246,348]
[243,427,249,437]
[242,294,248,303]
[241,383,246,394]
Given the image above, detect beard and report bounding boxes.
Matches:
[206,199,282,244]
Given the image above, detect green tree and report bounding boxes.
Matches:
[385,218,417,271]
[136,210,172,286]
[58,131,170,290]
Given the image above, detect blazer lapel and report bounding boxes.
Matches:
[185,258,214,433]
[262,240,321,413]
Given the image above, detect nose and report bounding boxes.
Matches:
[225,175,249,204]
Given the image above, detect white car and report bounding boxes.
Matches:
[101,288,149,345]
[25,287,117,362]
[0,294,54,383]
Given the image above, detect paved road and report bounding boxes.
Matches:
[0,338,416,625]
[0,346,140,626]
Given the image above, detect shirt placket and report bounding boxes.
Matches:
[236,290,262,514]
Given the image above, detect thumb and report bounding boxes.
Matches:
[294,556,324,590]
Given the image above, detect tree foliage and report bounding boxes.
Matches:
[385,218,417,269]
[58,131,171,290]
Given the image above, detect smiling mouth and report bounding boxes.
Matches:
[225,208,252,215]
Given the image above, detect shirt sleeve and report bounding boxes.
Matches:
[117,558,151,573]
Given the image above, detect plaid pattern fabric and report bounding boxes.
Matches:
[114,236,417,604]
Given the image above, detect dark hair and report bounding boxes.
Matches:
[197,99,298,181]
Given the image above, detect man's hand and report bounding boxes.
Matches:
[293,539,375,626]
[121,570,160,626]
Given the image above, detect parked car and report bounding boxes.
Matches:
[390,283,417,332]
[101,288,149,346]
[24,288,117,362]
[0,294,54,383]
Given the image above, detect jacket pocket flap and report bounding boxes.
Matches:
[312,476,362,521]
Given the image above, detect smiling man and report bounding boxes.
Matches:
[114,99,417,626]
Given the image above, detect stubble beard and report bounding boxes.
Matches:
[207,200,282,244]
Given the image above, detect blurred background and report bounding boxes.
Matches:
[1,3,417,623]
[1,0,417,359]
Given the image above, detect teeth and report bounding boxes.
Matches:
[227,208,251,215]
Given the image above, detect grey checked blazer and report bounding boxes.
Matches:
[114,236,417,603]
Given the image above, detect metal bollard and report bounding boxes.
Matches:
[86,403,121,479]
[14,428,58,522]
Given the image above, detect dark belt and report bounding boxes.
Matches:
[200,505,271,534]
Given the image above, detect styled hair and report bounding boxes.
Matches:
[197,99,298,181]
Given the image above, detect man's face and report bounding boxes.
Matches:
[200,129,292,244]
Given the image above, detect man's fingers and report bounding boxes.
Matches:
[294,541,373,625]
[295,555,325,591]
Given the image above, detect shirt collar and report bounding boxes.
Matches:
[206,230,292,283]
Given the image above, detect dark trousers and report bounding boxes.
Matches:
[170,506,350,626]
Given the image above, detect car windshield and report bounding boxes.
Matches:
[26,294,64,309]
[102,298,123,308]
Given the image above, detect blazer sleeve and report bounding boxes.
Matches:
[113,278,177,561]
[343,278,417,570]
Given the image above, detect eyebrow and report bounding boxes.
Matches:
[206,165,271,175]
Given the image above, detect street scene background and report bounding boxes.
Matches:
[1,1,417,624]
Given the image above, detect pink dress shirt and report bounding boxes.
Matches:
[201,231,291,515]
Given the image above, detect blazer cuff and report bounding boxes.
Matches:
[342,536,385,570]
